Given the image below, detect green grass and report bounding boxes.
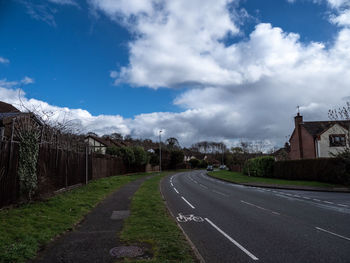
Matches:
[0,173,148,263]
[121,173,195,263]
[208,170,346,188]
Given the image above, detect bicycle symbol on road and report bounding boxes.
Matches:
[176,213,204,223]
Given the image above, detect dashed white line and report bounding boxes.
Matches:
[313,199,321,202]
[212,190,229,197]
[338,204,349,207]
[323,201,334,204]
[171,183,174,187]
[173,187,179,194]
[204,218,259,261]
[315,227,350,241]
[303,197,311,200]
[199,184,208,189]
[181,196,195,209]
[241,200,280,215]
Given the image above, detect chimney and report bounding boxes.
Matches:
[294,113,304,159]
[294,112,303,128]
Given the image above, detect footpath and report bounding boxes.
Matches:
[32,176,150,263]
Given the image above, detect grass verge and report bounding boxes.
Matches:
[0,173,148,263]
[121,173,195,263]
[208,170,345,188]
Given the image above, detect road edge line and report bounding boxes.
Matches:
[159,174,206,263]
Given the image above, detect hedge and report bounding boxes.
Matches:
[243,156,274,177]
[273,158,350,185]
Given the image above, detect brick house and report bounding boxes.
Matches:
[289,113,350,159]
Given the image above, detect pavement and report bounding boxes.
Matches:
[207,172,350,193]
[161,170,350,263]
[33,176,150,263]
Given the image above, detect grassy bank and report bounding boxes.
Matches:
[208,170,344,188]
[121,173,195,263]
[0,173,147,263]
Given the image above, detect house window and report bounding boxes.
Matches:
[329,134,346,147]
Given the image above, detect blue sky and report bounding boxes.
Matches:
[1,0,350,147]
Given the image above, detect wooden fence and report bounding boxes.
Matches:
[0,141,147,208]
[0,141,19,208]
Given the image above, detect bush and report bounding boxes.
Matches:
[117,147,135,166]
[243,156,274,177]
[169,150,184,169]
[274,158,350,185]
[189,158,200,168]
[199,159,208,168]
[131,146,148,166]
[106,146,119,156]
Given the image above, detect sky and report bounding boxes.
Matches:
[1,0,350,148]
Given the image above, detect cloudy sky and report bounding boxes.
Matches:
[1,0,350,147]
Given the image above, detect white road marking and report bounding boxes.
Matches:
[204,218,259,261]
[171,183,174,187]
[193,180,198,184]
[212,190,229,197]
[323,201,334,204]
[313,199,320,202]
[303,197,310,200]
[294,195,301,198]
[181,196,195,209]
[199,184,208,189]
[338,204,349,207]
[315,227,350,241]
[173,187,179,194]
[241,200,280,215]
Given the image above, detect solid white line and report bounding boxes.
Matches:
[204,218,259,261]
[199,184,208,189]
[173,187,179,194]
[315,227,350,241]
[241,200,280,215]
[338,204,348,207]
[181,196,195,209]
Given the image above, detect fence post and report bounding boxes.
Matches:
[85,146,88,184]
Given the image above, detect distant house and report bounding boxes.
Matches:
[289,113,349,159]
[0,101,42,141]
[85,135,126,154]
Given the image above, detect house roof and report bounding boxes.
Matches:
[86,135,128,148]
[301,120,350,137]
[0,102,20,113]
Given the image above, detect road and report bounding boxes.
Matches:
[160,170,350,263]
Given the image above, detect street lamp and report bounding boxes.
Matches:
[159,130,162,173]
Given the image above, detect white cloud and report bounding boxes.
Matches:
[0,57,9,64]
[48,0,77,5]
[21,76,35,85]
[84,0,350,147]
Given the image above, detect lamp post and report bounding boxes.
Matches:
[159,130,162,173]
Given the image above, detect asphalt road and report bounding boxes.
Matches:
[160,170,350,263]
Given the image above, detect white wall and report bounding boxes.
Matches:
[318,124,348,157]
[85,137,107,154]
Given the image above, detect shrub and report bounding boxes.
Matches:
[274,158,350,184]
[189,158,200,168]
[199,159,208,168]
[106,146,119,156]
[131,146,148,166]
[169,150,184,169]
[117,147,135,166]
[243,156,274,177]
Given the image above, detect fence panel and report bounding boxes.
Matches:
[0,141,19,207]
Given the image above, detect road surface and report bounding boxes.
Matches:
[160,170,350,263]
